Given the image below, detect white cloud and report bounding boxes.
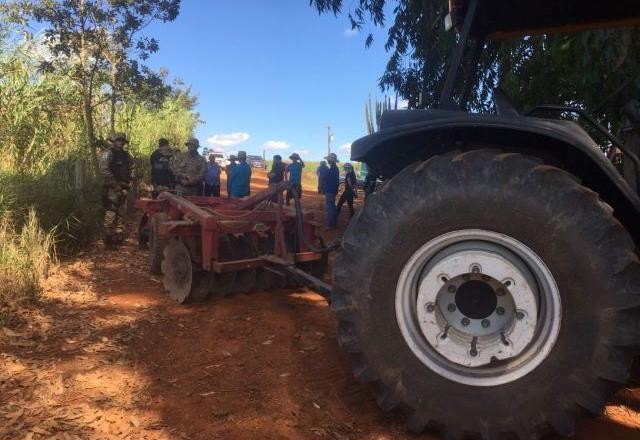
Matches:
[262,140,289,150]
[343,27,358,38]
[206,132,250,150]
[294,149,310,156]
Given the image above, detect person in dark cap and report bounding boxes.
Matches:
[99,132,135,248]
[204,154,222,197]
[149,138,175,197]
[337,162,357,218]
[228,150,251,198]
[268,154,286,202]
[316,160,328,194]
[319,152,340,229]
[225,154,237,197]
[268,154,286,185]
[285,152,305,205]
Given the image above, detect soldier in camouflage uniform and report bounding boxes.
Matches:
[100,132,135,248]
[171,137,207,196]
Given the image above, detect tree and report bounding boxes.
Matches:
[311,0,640,133]
[4,0,180,168]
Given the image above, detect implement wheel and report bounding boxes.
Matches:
[333,150,640,439]
[161,237,195,304]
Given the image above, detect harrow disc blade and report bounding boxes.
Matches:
[161,237,193,304]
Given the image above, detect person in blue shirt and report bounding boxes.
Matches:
[285,152,305,205]
[319,153,340,229]
[204,154,222,197]
[228,150,252,198]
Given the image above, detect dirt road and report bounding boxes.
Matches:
[1,171,639,440]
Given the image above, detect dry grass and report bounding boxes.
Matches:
[0,209,55,312]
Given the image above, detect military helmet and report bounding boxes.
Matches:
[289,152,301,160]
[237,150,247,159]
[344,162,353,169]
[109,132,128,143]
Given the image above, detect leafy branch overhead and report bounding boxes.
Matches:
[2,0,181,167]
[310,0,640,133]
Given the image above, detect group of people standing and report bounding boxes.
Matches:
[266,151,361,230]
[99,133,254,248]
[267,152,305,204]
[316,153,357,229]
[100,131,369,246]
[149,138,253,199]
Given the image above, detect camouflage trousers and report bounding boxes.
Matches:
[103,186,128,242]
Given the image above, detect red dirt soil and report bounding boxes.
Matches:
[1,170,639,440]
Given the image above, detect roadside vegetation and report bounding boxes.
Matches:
[0,1,197,312]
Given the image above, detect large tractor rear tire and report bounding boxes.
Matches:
[333,150,640,439]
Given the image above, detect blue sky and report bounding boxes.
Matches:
[145,0,397,161]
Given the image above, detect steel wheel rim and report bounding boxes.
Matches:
[395,229,561,386]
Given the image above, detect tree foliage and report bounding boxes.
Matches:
[310,0,640,131]
[2,0,181,166]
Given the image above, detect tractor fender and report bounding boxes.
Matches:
[352,111,640,243]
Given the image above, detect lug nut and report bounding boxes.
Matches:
[516,311,525,320]
[496,306,505,315]
[447,285,456,293]
[470,349,478,357]
[504,280,512,287]
[471,265,480,273]
[481,319,490,328]
[461,317,470,326]
[496,288,505,297]
[425,303,435,313]
[447,303,456,312]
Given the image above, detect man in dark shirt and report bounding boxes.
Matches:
[337,162,357,218]
[316,160,328,194]
[149,138,175,197]
[319,153,340,229]
[225,154,237,197]
[204,154,222,196]
[268,154,285,184]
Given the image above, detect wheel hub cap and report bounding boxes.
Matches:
[396,229,561,386]
[416,250,538,367]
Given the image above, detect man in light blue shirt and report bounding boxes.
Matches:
[228,151,252,198]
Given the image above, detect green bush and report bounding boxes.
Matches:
[0,209,54,307]
[0,159,103,256]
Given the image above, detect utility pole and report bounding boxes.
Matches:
[327,126,334,156]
